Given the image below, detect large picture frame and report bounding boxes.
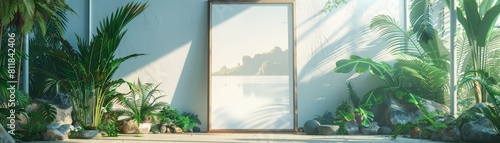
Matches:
[208,0,296,132]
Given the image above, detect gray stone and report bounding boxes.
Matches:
[318,125,339,135]
[439,126,461,142]
[47,123,62,130]
[462,117,500,142]
[0,126,15,143]
[378,126,392,135]
[193,126,201,132]
[58,124,72,135]
[304,120,321,135]
[344,120,360,135]
[53,105,73,124]
[21,102,72,125]
[378,97,449,130]
[160,125,167,133]
[43,129,68,141]
[360,122,379,135]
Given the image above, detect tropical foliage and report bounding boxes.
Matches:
[45,2,147,129]
[13,103,56,141]
[114,79,168,127]
[456,0,500,104]
[175,112,202,131]
[334,101,354,135]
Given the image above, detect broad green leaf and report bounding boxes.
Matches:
[477,3,500,47]
[463,0,481,37]
[479,0,495,16]
[457,8,475,45]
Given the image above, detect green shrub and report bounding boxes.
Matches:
[98,122,119,137]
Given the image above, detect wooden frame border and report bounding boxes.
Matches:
[208,0,297,133]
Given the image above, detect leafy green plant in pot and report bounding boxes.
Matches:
[45,2,147,137]
[114,79,168,134]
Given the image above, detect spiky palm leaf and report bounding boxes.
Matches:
[370,15,423,57]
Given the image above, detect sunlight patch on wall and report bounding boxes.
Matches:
[118,41,192,104]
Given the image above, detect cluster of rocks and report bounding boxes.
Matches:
[44,123,74,141]
[304,98,500,143]
[118,119,200,134]
[376,98,499,142]
[303,119,390,135]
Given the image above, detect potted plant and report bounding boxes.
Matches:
[46,2,147,138]
[114,79,168,134]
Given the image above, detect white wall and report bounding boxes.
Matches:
[64,0,403,132]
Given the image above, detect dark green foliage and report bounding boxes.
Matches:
[98,122,119,137]
[346,81,374,127]
[334,101,354,135]
[462,74,500,131]
[46,2,147,129]
[347,82,360,107]
[391,106,448,139]
[174,112,202,131]
[314,110,335,125]
[157,105,179,123]
[13,103,56,141]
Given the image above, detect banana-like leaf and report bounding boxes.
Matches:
[334,55,390,80]
[477,3,500,47]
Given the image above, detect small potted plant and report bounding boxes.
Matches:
[114,79,168,134]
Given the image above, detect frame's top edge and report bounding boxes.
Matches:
[209,0,295,3]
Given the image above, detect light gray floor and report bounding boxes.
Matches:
[31,133,442,143]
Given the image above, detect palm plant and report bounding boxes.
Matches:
[29,3,72,101]
[368,0,450,105]
[46,2,147,129]
[0,0,73,92]
[1,0,71,109]
[115,79,168,128]
[461,71,500,131]
[456,0,500,103]
[334,55,426,113]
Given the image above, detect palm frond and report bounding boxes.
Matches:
[370,15,422,57]
[410,0,435,43]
